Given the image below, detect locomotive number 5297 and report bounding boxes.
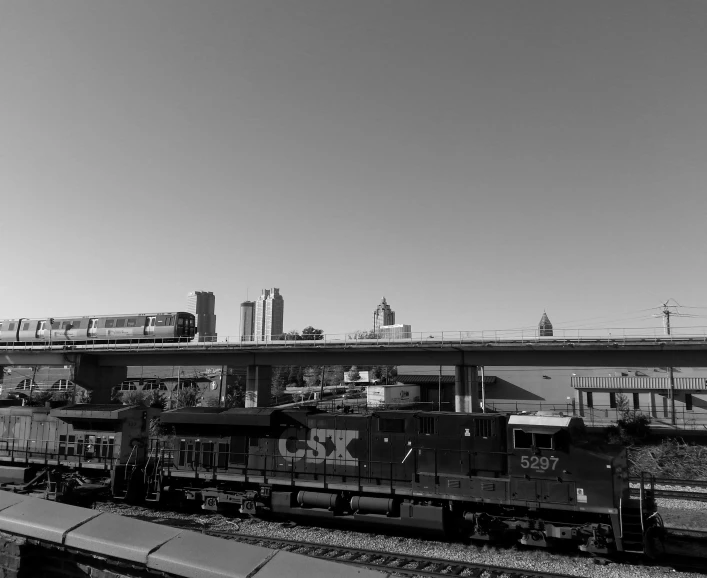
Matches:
[520,456,559,471]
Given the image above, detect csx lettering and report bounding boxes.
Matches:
[279,428,358,465]
[520,456,559,471]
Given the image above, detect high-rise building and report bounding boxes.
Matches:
[380,324,412,339]
[538,311,553,336]
[187,291,217,342]
[240,301,255,341]
[254,288,284,341]
[373,297,395,334]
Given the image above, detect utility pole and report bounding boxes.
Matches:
[655,301,676,426]
[319,365,326,404]
[218,365,226,407]
[438,366,442,411]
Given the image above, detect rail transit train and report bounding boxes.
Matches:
[0,403,663,556]
[0,312,196,343]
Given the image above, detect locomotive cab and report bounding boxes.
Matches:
[508,413,586,508]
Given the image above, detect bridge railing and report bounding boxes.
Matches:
[2,326,707,350]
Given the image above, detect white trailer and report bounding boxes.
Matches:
[367,384,421,408]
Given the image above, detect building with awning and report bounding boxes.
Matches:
[571,375,707,424]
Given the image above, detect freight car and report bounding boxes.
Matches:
[0,312,196,344]
[0,404,159,503]
[144,407,662,555]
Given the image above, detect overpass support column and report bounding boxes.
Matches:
[575,390,584,417]
[649,392,657,418]
[72,355,127,404]
[246,365,272,408]
[454,365,480,413]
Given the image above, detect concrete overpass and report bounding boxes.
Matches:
[2,335,707,409]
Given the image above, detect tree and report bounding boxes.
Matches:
[121,390,148,407]
[302,326,324,341]
[347,366,361,383]
[271,366,288,401]
[347,330,379,340]
[176,386,201,408]
[303,366,322,388]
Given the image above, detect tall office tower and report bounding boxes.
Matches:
[187,291,217,342]
[254,288,284,341]
[240,301,255,341]
[373,297,395,334]
[538,311,553,336]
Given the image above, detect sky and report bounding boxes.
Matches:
[2,0,707,339]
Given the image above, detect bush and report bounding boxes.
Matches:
[605,394,651,445]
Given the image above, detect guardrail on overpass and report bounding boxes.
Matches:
[1,327,707,352]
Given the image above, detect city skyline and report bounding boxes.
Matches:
[2,2,707,338]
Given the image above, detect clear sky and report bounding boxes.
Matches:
[2,0,707,339]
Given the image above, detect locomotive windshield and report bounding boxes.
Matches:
[513,429,554,450]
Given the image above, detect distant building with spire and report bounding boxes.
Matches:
[373,297,395,334]
[538,311,553,336]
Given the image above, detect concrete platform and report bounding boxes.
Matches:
[0,491,390,578]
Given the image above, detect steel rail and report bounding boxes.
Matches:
[630,488,707,502]
[202,530,580,578]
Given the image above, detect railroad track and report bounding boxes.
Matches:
[203,530,580,578]
[630,488,707,502]
[630,477,707,488]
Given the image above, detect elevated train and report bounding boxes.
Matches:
[0,312,196,344]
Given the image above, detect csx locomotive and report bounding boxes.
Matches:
[0,312,196,344]
[139,406,660,555]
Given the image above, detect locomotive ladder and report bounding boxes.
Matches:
[114,445,139,500]
[620,472,655,552]
[143,443,162,503]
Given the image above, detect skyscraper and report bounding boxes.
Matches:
[538,311,553,336]
[254,288,284,341]
[373,297,395,334]
[187,291,217,342]
[240,301,255,341]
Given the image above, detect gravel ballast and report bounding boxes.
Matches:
[94,501,706,578]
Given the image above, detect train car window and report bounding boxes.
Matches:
[22,323,29,331]
[474,419,495,438]
[127,318,136,328]
[249,437,259,447]
[202,442,214,468]
[418,416,436,435]
[686,394,693,411]
[116,319,126,328]
[8,323,14,331]
[0,323,3,331]
[52,321,60,329]
[178,440,186,467]
[67,435,76,456]
[514,429,533,449]
[535,433,553,449]
[378,418,405,433]
[74,321,82,328]
[165,316,173,325]
[105,320,115,328]
[217,442,229,468]
[178,317,185,327]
